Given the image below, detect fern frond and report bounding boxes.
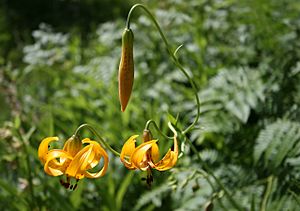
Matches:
[191,67,265,135]
[254,120,300,171]
[133,181,175,211]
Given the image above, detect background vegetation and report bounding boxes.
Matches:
[1,0,300,210]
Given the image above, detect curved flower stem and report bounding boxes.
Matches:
[184,136,243,211]
[144,119,173,140]
[127,5,241,209]
[126,4,200,135]
[168,122,178,137]
[74,124,121,156]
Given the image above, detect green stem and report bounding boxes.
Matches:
[185,136,243,211]
[203,172,227,210]
[260,175,273,211]
[174,44,184,58]
[74,124,121,156]
[144,119,173,140]
[15,129,35,209]
[167,121,178,137]
[126,4,200,135]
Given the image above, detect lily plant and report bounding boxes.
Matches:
[36,5,243,211]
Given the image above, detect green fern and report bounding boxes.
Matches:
[191,67,265,145]
[133,181,174,211]
[254,120,300,171]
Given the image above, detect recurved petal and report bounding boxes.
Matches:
[84,146,109,178]
[154,150,177,171]
[131,140,157,170]
[82,138,100,169]
[65,144,94,179]
[38,137,59,164]
[44,149,73,176]
[150,142,160,163]
[154,135,178,171]
[81,138,108,170]
[120,135,139,169]
[121,135,138,158]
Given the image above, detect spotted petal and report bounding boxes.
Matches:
[131,140,157,170]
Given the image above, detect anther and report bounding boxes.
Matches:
[146,169,153,188]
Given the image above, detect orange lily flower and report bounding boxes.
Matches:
[120,130,178,172]
[38,135,109,190]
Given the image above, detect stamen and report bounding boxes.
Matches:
[73,183,78,190]
[64,183,70,189]
[146,169,153,188]
[59,176,70,189]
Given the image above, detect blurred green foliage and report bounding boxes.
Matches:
[1,0,300,210]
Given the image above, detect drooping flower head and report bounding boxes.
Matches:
[38,135,109,190]
[120,127,178,186]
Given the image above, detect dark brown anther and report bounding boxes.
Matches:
[146,168,153,188]
[66,176,70,183]
[73,183,78,190]
[59,176,71,189]
[65,182,70,189]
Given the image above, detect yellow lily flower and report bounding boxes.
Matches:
[120,130,178,172]
[38,135,109,190]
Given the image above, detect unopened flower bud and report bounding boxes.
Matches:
[118,28,134,112]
